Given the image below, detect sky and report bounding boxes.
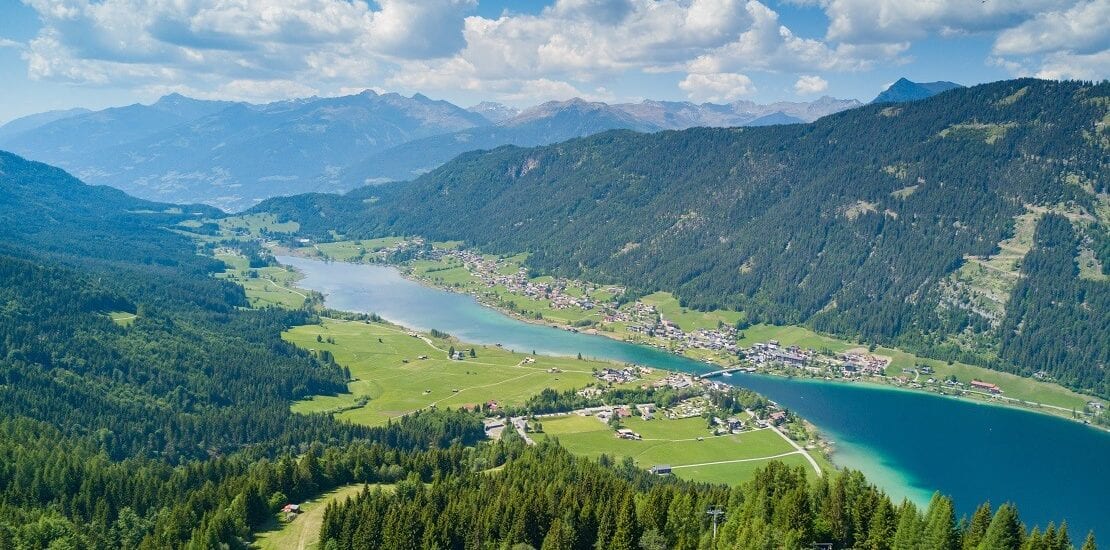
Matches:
[0,0,1107,123]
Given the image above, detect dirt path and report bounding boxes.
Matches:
[768,424,822,477]
[669,450,804,469]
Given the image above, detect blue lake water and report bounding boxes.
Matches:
[279,255,1109,537]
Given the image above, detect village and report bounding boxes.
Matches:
[396,245,1029,402]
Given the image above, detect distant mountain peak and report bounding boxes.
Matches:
[873,78,963,104]
[467,102,519,124]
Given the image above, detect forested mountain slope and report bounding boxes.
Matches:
[0,150,372,544]
[255,79,1110,397]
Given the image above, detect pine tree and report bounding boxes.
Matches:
[979,503,1024,550]
[1026,527,1043,550]
[1056,522,1071,550]
[865,498,897,550]
[1081,532,1097,550]
[638,528,667,550]
[964,502,993,550]
[611,491,640,550]
[541,518,576,550]
[923,493,958,550]
[892,500,922,550]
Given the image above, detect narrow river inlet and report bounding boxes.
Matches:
[279,255,1110,537]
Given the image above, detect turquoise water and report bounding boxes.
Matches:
[280,256,1109,537]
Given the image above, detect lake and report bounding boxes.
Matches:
[279,255,1109,537]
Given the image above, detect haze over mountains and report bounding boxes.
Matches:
[0,88,862,211]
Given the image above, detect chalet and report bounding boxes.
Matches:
[486,400,500,412]
[769,411,788,425]
[615,428,642,440]
[615,406,633,418]
[970,380,1002,394]
[281,503,301,514]
[649,465,672,475]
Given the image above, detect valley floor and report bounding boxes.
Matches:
[275,236,1104,430]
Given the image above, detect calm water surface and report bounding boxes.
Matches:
[279,256,1109,537]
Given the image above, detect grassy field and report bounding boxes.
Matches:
[314,237,408,261]
[536,414,820,485]
[253,484,386,550]
[639,292,745,332]
[106,311,137,327]
[286,319,639,426]
[219,213,299,237]
[215,253,308,309]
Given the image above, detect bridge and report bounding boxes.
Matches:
[698,367,755,379]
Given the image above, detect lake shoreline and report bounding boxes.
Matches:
[377,254,1105,432]
[272,247,1106,433]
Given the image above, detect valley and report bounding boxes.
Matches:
[0,76,1106,549]
[269,232,1101,422]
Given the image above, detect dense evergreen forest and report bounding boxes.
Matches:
[0,126,1100,546]
[254,79,1110,397]
[319,440,1094,550]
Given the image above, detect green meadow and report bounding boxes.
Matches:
[253,484,387,550]
[638,292,745,331]
[286,319,638,426]
[215,253,309,309]
[536,414,822,485]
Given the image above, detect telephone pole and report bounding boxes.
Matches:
[707,505,725,540]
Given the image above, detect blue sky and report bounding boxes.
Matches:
[0,0,1106,123]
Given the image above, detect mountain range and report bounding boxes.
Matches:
[0,90,861,210]
[254,78,1110,398]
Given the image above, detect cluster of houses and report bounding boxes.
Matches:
[595,366,650,384]
[619,306,740,354]
[654,373,697,390]
[742,341,892,379]
[424,248,606,311]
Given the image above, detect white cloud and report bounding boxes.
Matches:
[794,75,828,94]
[678,72,755,102]
[992,0,1109,56]
[819,0,1069,44]
[17,0,472,100]
[20,0,1103,107]
[685,1,904,74]
[815,0,1109,84]
[1033,50,1110,80]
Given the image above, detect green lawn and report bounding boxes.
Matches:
[253,484,386,550]
[287,319,619,426]
[537,414,814,485]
